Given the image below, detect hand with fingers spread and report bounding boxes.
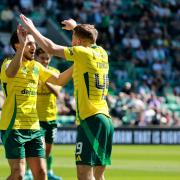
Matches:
[61,19,77,31]
[19,14,35,32]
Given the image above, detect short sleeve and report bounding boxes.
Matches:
[64,46,87,62]
[37,62,55,83]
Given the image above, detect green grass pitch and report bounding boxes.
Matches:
[0,145,180,180]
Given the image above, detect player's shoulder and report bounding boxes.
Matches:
[2,56,13,64]
[33,60,44,68]
[1,56,13,69]
[72,46,89,54]
[92,45,108,59]
[0,56,13,79]
[32,60,48,74]
[93,45,107,54]
[68,45,107,58]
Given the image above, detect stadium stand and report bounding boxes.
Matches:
[0,0,179,127]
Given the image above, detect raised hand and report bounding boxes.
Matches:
[61,19,77,30]
[19,14,35,32]
[17,24,27,47]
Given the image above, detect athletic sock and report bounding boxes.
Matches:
[47,154,53,171]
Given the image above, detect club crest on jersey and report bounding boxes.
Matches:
[33,66,39,76]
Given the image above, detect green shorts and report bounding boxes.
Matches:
[40,120,58,144]
[75,113,114,166]
[1,130,45,159]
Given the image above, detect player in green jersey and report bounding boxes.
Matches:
[20,14,114,180]
[24,48,62,180]
[0,25,72,180]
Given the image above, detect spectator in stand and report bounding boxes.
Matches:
[138,79,151,97]
[0,7,14,31]
[135,46,147,67]
[122,82,133,95]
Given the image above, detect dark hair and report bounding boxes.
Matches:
[73,24,98,44]
[36,47,45,56]
[10,31,19,51]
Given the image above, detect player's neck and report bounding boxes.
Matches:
[23,58,28,62]
[79,39,92,47]
[23,57,33,62]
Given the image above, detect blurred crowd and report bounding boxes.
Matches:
[108,83,180,127]
[0,0,180,127]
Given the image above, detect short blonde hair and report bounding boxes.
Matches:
[73,24,98,44]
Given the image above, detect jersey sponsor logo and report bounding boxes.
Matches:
[37,92,51,95]
[21,89,37,96]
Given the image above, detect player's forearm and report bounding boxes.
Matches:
[28,27,54,54]
[57,66,73,86]
[29,28,65,58]
[45,82,60,97]
[6,45,25,77]
[20,14,65,59]
[47,66,73,86]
